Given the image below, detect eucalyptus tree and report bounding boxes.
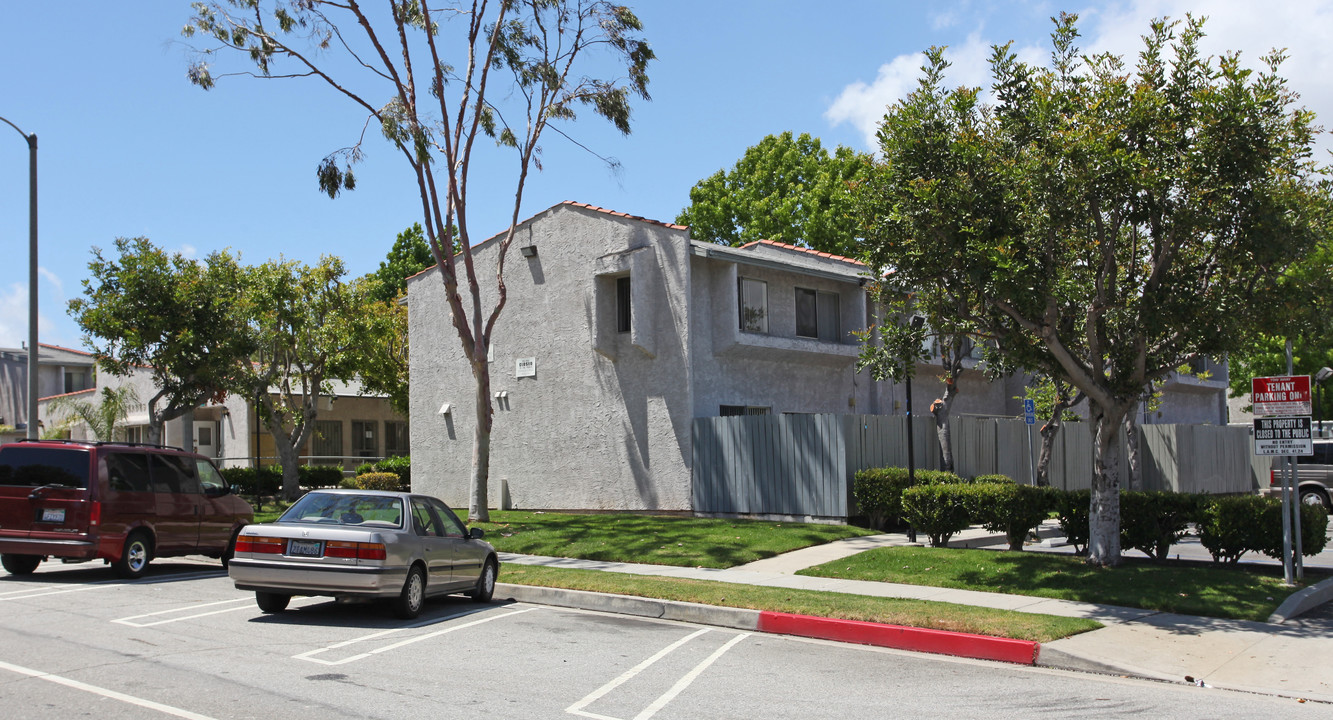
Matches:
[858,14,1329,566]
[678,132,870,257]
[184,0,653,520]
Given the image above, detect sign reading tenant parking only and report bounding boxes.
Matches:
[1251,375,1311,417]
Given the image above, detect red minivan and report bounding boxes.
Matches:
[0,439,253,578]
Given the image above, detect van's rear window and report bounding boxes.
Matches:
[0,447,90,488]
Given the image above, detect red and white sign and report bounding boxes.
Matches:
[1251,375,1311,417]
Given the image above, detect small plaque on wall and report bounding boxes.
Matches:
[516,357,536,377]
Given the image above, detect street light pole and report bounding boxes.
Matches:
[1,116,37,440]
[904,315,926,543]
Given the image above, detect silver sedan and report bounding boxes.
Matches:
[228,489,498,619]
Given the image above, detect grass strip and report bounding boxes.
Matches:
[797,546,1323,622]
[472,511,876,568]
[497,563,1101,643]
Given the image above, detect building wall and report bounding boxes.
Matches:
[408,204,695,511]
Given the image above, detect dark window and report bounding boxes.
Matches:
[385,421,409,457]
[429,498,467,538]
[312,420,343,464]
[411,497,446,537]
[197,426,212,447]
[196,460,227,494]
[352,420,378,458]
[616,276,632,333]
[0,447,90,488]
[719,405,771,417]
[150,454,201,495]
[106,453,152,492]
[795,287,840,342]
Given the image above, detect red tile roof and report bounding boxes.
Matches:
[737,239,865,266]
[560,201,689,231]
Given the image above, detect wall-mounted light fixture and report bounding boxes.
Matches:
[438,402,452,415]
[500,391,509,399]
[520,245,538,258]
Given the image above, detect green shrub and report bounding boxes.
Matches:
[913,469,967,485]
[1258,501,1330,560]
[1120,491,1204,560]
[853,467,914,530]
[355,462,377,476]
[1052,489,1091,555]
[1198,495,1273,563]
[220,466,282,498]
[972,474,1016,485]
[377,455,412,490]
[299,465,345,489]
[902,484,974,547]
[967,483,1052,551]
[353,472,403,491]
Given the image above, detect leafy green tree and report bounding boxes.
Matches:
[677,132,870,257]
[46,386,140,442]
[69,238,252,444]
[185,1,653,521]
[857,14,1329,566]
[232,256,369,500]
[356,282,411,416]
[366,224,436,304]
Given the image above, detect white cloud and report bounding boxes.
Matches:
[178,244,198,259]
[828,1,1333,157]
[0,283,26,348]
[38,267,62,297]
[826,33,1044,150]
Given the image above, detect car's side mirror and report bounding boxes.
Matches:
[469,527,485,540]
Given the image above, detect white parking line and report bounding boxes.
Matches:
[0,583,115,602]
[112,598,255,628]
[0,659,220,720]
[565,628,751,720]
[294,606,538,666]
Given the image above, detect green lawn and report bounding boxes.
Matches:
[471,511,877,568]
[796,546,1324,622]
[498,564,1100,643]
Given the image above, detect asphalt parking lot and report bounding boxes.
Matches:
[1,558,1329,720]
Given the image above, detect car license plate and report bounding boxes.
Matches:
[287,539,324,557]
[40,508,65,523]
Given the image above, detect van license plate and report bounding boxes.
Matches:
[40,509,65,523]
[288,540,323,557]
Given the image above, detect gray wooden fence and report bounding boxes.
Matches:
[692,414,1262,519]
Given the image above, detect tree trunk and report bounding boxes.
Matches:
[931,397,954,473]
[1087,399,1128,567]
[1036,420,1058,488]
[1123,405,1141,491]
[271,430,303,501]
[468,359,492,522]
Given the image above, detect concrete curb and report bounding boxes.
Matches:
[496,583,1040,665]
[1268,575,1333,623]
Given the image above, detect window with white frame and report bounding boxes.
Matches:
[794,287,840,342]
[737,277,768,334]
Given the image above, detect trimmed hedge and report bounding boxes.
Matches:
[967,483,1052,551]
[901,484,975,547]
[1052,489,1091,555]
[1120,491,1205,560]
[354,455,412,492]
[352,472,403,491]
[220,464,347,496]
[852,467,914,530]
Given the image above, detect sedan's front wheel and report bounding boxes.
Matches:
[392,566,426,619]
[256,591,291,614]
[470,558,497,603]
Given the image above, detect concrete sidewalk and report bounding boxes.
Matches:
[498,525,1333,702]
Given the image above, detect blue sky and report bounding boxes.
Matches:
[3,1,1332,349]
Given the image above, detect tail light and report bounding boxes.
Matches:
[235,536,285,555]
[1270,470,1278,486]
[89,501,101,527]
[325,541,387,561]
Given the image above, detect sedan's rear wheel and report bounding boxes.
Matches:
[113,532,152,580]
[256,591,291,614]
[392,566,426,619]
[1,554,41,576]
[470,558,497,603]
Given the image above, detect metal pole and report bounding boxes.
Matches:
[1280,340,1295,586]
[1,116,37,439]
[905,372,916,543]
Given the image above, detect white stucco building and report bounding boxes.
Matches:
[407,202,1038,512]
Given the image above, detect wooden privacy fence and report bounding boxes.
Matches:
[691,414,1262,519]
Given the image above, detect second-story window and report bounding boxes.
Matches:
[738,277,768,334]
[616,276,632,333]
[795,287,840,342]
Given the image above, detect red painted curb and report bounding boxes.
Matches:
[756,611,1040,665]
